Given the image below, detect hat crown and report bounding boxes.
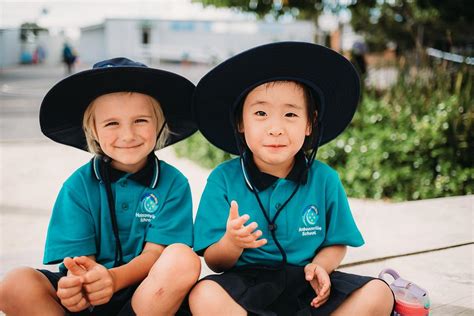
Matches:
[93,57,148,69]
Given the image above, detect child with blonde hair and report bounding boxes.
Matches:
[0,58,200,315]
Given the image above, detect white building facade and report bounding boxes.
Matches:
[79,18,318,65]
[0,29,21,68]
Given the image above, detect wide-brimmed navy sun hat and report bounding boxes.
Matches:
[40,57,197,151]
[193,41,360,155]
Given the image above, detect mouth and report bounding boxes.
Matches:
[115,144,143,149]
[264,144,286,148]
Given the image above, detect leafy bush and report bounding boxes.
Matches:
[174,132,234,169]
[174,64,473,201]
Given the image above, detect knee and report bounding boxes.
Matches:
[0,267,50,310]
[150,243,201,287]
[189,280,245,315]
[365,279,394,313]
[1,267,36,300]
[189,280,219,310]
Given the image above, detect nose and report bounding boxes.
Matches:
[267,119,284,136]
[120,124,135,141]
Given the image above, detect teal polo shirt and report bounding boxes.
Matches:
[44,154,193,270]
[194,153,364,267]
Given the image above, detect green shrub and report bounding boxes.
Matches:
[174,132,234,169]
[174,64,473,201]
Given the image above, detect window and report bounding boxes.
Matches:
[142,27,150,45]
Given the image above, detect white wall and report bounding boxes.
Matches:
[0,29,21,68]
[78,25,106,64]
[105,20,143,62]
[155,20,315,63]
[80,18,317,65]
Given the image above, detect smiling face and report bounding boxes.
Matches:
[239,81,312,178]
[91,92,159,173]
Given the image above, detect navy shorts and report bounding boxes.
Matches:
[202,265,392,316]
[38,269,191,316]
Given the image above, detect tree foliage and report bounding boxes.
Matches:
[194,0,474,52]
[349,0,474,52]
[196,0,323,19]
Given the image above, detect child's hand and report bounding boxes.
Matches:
[304,263,331,308]
[57,258,90,312]
[74,256,116,306]
[225,200,267,249]
[64,256,87,277]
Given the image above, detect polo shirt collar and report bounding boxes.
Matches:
[243,150,308,191]
[92,154,160,189]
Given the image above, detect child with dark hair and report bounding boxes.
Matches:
[190,42,394,315]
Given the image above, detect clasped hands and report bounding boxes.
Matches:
[56,256,116,312]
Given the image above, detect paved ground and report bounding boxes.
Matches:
[1,64,473,315]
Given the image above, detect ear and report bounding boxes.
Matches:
[92,119,99,141]
[305,121,312,136]
[237,121,244,133]
[306,110,317,136]
[92,132,99,143]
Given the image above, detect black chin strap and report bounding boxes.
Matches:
[97,119,167,267]
[239,123,323,268]
[230,93,324,267]
[245,159,302,268]
[101,157,125,267]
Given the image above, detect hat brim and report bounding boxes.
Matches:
[193,41,360,155]
[40,66,197,151]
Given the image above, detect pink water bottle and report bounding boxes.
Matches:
[379,268,430,316]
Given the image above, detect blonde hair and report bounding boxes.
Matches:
[82,92,170,155]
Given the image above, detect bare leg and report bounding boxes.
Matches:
[131,243,201,316]
[189,279,247,316]
[0,267,64,316]
[332,279,394,316]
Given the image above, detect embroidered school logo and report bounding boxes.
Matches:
[141,193,159,213]
[136,193,159,223]
[302,205,319,226]
[298,205,322,237]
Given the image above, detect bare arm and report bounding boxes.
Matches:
[109,242,165,291]
[204,233,244,272]
[311,245,347,274]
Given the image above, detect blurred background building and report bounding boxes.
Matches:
[0,0,369,68]
[79,18,316,65]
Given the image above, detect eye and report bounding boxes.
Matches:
[254,111,267,117]
[104,121,118,127]
[285,112,298,117]
[135,118,149,124]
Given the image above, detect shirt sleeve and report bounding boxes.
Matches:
[145,178,193,247]
[320,171,364,248]
[43,183,96,265]
[193,173,229,256]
